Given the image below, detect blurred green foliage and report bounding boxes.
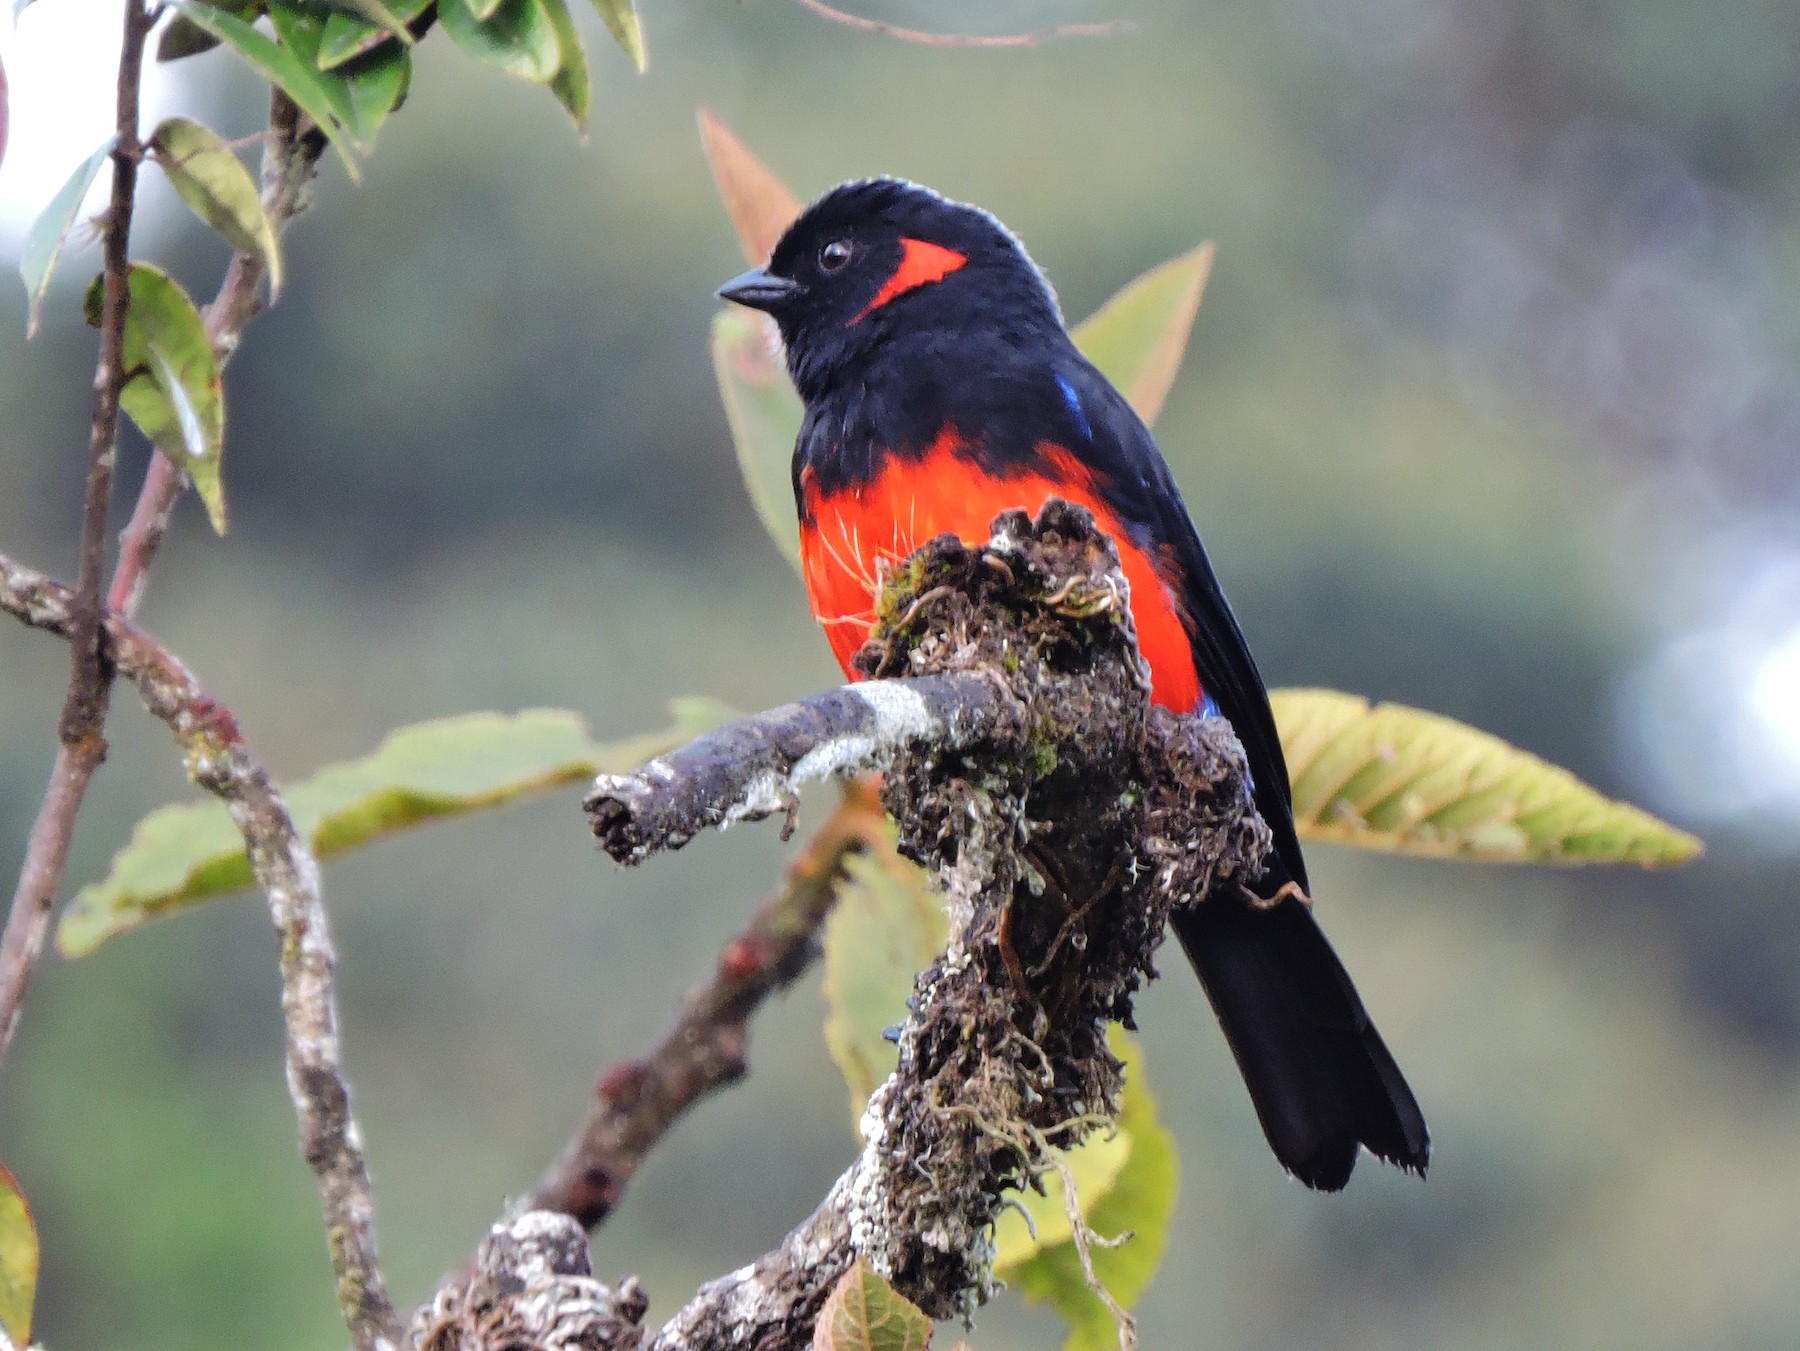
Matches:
[2,1,1798,1349]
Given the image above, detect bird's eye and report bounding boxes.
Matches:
[819,239,853,273]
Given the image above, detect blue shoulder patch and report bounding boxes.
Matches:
[1054,373,1094,441]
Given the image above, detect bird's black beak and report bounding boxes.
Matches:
[717,268,803,312]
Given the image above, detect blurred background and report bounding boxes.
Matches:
[3,1,1798,1347]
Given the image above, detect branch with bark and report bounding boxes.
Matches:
[430,502,1269,1351]
[0,552,402,1351]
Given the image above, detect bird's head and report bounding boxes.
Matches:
[717,178,1062,400]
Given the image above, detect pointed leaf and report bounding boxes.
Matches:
[177,1,363,172]
[439,0,562,84]
[319,0,416,44]
[158,14,225,61]
[318,0,430,69]
[150,116,282,296]
[340,45,412,141]
[543,0,590,132]
[589,0,646,72]
[1273,688,1704,865]
[811,1257,932,1351]
[1071,242,1214,427]
[85,264,228,532]
[0,1164,36,1345]
[711,306,805,571]
[699,106,802,265]
[1002,1049,1178,1351]
[20,137,113,338]
[57,702,732,957]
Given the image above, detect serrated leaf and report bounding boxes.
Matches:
[178,1,363,172]
[822,828,946,1115]
[57,702,732,957]
[84,264,228,532]
[1272,689,1704,865]
[150,116,282,296]
[811,1257,932,1351]
[542,0,590,131]
[589,0,645,72]
[711,307,806,573]
[1070,242,1214,426]
[0,1164,36,1345]
[318,0,430,69]
[1003,1048,1178,1351]
[699,107,802,266]
[439,0,561,84]
[20,137,113,338]
[340,44,412,140]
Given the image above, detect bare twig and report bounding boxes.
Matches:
[789,0,1133,48]
[583,675,1016,863]
[0,552,403,1351]
[0,83,327,1073]
[0,0,152,1069]
[530,779,888,1228]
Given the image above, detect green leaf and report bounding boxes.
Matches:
[340,44,413,140]
[85,264,229,533]
[319,0,416,44]
[811,1257,932,1351]
[468,0,504,18]
[1003,1047,1178,1351]
[20,137,113,338]
[1273,688,1704,865]
[0,1164,37,1346]
[992,1121,1133,1271]
[149,116,282,296]
[1070,242,1214,427]
[588,0,646,73]
[542,0,590,132]
[157,14,224,61]
[439,0,562,84]
[177,1,363,173]
[57,702,732,957]
[822,829,946,1116]
[711,307,805,573]
[317,0,430,69]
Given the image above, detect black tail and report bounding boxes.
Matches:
[1171,889,1430,1191]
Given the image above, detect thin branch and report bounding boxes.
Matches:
[0,552,404,1351]
[789,0,1133,47]
[0,0,151,1070]
[0,83,327,1074]
[583,675,1016,863]
[529,779,888,1228]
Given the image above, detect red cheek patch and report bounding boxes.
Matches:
[850,237,967,324]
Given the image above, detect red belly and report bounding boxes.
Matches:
[798,432,1201,713]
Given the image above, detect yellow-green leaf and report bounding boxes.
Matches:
[320,0,417,45]
[589,0,646,73]
[992,1119,1133,1271]
[822,828,946,1116]
[20,136,112,338]
[1002,1045,1178,1351]
[439,0,561,84]
[1273,688,1704,865]
[543,0,591,132]
[1070,241,1213,426]
[811,1257,932,1351]
[178,2,363,172]
[711,306,805,573]
[85,263,228,533]
[56,701,731,957]
[149,116,282,297]
[699,107,802,266]
[0,1164,36,1345]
